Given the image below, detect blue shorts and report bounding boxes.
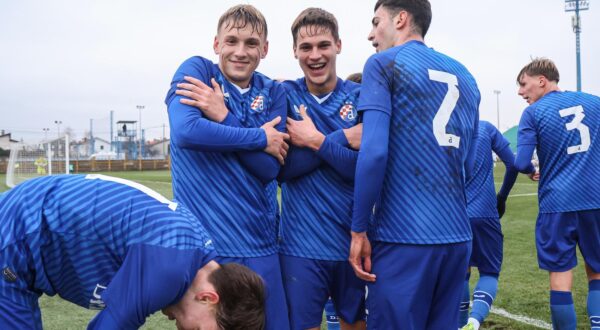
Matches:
[469,217,503,275]
[367,241,471,330]
[216,254,290,330]
[0,243,43,330]
[536,209,600,272]
[279,255,366,329]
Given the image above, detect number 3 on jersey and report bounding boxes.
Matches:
[429,69,460,148]
[559,105,590,154]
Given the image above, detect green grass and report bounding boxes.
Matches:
[0,168,592,329]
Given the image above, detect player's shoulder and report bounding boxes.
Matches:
[281,78,304,93]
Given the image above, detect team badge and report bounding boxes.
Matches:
[339,102,357,122]
[250,95,265,112]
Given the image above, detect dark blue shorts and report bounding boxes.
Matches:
[279,255,366,329]
[216,254,290,330]
[366,241,471,330]
[536,209,600,272]
[0,243,43,330]
[469,217,503,275]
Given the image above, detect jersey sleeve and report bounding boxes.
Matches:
[218,84,287,183]
[517,106,537,146]
[357,54,393,115]
[352,110,390,233]
[88,244,215,330]
[316,135,358,182]
[166,57,267,152]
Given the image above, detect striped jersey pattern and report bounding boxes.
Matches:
[166,56,281,257]
[279,78,360,260]
[0,174,214,309]
[359,40,480,244]
[518,91,600,213]
[466,121,510,218]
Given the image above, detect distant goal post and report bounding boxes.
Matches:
[6,135,70,188]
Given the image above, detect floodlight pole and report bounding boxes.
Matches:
[574,1,582,91]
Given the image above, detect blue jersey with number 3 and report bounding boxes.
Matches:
[358,40,480,244]
[517,90,600,213]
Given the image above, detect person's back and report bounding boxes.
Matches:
[524,90,600,212]
[368,40,480,244]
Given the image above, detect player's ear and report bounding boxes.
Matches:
[261,40,269,59]
[395,11,408,30]
[336,39,342,54]
[213,36,220,55]
[195,291,220,305]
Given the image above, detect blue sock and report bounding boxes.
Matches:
[459,272,471,327]
[470,273,498,323]
[589,280,600,329]
[550,290,576,330]
[325,297,340,330]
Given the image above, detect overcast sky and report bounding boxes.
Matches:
[1,0,598,143]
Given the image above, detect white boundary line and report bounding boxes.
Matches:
[507,193,538,198]
[490,306,552,329]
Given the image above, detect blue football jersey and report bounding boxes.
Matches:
[166,56,285,257]
[0,175,215,328]
[279,78,360,260]
[517,90,600,213]
[466,121,510,218]
[358,40,480,244]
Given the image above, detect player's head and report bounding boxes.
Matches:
[346,72,362,83]
[214,4,269,89]
[368,0,431,52]
[517,58,560,105]
[291,8,341,94]
[162,261,265,330]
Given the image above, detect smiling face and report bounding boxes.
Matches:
[367,6,398,52]
[294,25,341,95]
[517,73,547,105]
[213,22,268,89]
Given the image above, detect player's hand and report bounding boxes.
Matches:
[176,76,229,122]
[286,105,325,151]
[343,123,363,150]
[528,160,540,181]
[261,116,290,165]
[348,231,376,282]
[496,195,506,219]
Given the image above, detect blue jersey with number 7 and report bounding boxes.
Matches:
[357,40,480,244]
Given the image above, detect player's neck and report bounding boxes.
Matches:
[394,33,424,48]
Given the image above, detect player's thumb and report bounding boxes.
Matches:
[211,78,222,94]
[266,116,281,127]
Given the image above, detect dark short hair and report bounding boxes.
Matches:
[346,72,362,83]
[217,4,268,40]
[209,263,266,330]
[517,58,560,83]
[374,0,432,37]
[291,7,339,46]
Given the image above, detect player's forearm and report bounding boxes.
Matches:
[351,110,389,233]
[238,151,281,183]
[277,146,322,182]
[316,136,358,182]
[496,145,518,199]
[514,144,536,173]
[168,98,266,152]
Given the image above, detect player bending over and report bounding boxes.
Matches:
[0,174,265,330]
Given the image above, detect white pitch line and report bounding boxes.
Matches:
[491,306,552,329]
[507,193,538,198]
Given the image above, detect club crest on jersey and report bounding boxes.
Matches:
[339,102,357,122]
[250,94,265,112]
[293,104,308,116]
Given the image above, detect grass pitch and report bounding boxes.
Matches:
[0,168,591,329]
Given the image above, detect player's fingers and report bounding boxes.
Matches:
[282,141,289,151]
[211,78,222,94]
[183,76,209,89]
[299,104,310,119]
[267,116,281,127]
[281,132,290,141]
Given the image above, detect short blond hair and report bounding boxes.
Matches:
[217,5,268,39]
[517,58,560,83]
